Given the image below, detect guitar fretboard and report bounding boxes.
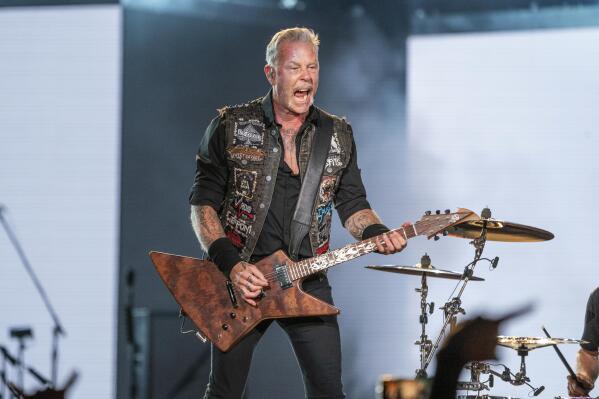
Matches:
[286,223,421,281]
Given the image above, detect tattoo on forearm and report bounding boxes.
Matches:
[191,205,226,250]
[345,209,383,240]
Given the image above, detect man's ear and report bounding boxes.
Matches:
[264,64,275,85]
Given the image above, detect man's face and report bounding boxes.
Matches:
[266,41,319,116]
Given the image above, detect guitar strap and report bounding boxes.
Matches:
[288,112,334,261]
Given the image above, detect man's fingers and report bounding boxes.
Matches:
[375,236,387,253]
[388,231,406,252]
[567,377,589,396]
[246,265,269,286]
[243,297,257,306]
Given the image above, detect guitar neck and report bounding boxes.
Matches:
[289,223,421,281]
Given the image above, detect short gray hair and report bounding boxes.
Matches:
[265,27,320,67]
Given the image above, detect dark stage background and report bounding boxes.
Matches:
[115,1,599,398]
[118,2,410,398]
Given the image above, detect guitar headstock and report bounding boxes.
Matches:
[416,208,480,240]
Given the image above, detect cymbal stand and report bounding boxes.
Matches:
[415,255,434,378]
[0,206,64,388]
[421,208,492,374]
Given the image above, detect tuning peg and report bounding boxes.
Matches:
[434,235,440,241]
[443,230,448,236]
[445,209,450,214]
[435,210,441,214]
[425,210,431,216]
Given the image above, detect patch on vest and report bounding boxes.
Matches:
[233,168,257,199]
[233,120,264,147]
[318,176,337,203]
[231,196,255,222]
[225,209,253,248]
[314,176,336,255]
[325,132,343,170]
[228,146,265,163]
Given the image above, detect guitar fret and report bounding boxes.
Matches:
[285,212,468,282]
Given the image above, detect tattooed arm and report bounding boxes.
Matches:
[344,208,384,240]
[190,204,268,305]
[190,204,225,251]
[344,209,407,254]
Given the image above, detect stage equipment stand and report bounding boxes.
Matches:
[421,207,493,374]
[415,254,434,379]
[0,205,65,388]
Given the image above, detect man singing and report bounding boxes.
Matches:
[189,27,406,399]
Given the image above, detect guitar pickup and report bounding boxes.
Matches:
[274,264,292,289]
[225,280,238,308]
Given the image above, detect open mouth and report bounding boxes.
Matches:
[293,88,311,102]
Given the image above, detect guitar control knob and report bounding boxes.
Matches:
[230,312,236,319]
[425,210,431,216]
[222,323,229,331]
[445,209,450,214]
[435,210,441,214]
[434,235,440,241]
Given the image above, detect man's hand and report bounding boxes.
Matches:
[567,375,593,397]
[374,222,410,255]
[230,261,269,306]
[374,230,407,255]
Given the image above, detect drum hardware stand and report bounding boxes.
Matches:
[414,254,434,379]
[0,206,64,388]
[464,357,545,397]
[511,348,544,395]
[9,328,33,392]
[421,207,494,374]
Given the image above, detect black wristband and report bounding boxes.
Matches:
[208,237,242,279]
[361,223,390,240]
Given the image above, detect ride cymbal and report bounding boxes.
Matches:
[446,219,554,242]
[366,264,484,281]
[497,336,587,351]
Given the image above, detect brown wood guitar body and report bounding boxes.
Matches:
[149,250,339,352]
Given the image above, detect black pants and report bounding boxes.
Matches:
[203,276,345,399]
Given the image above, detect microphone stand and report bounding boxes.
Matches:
[421,207,492,374]
[0,205,65,388]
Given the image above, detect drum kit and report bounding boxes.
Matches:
[369,208,587,399]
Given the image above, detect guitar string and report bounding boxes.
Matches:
[253,225,420,281]
[229,218,456,301]
[243,220,447,282]
[252,237,381,281]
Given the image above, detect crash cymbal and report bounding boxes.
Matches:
[366,264,484,281]
[497,336,587,351]
[446,219,554,242]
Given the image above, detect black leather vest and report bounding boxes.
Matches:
[219,95,353,260]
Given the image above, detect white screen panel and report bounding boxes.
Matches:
[0,5,121,398]
[408,27,599,397]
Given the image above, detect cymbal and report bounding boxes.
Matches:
[446,219,554,242]
[497,336,587,351]
[366,264,484,281]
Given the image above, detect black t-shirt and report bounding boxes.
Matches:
[582,287,599,352]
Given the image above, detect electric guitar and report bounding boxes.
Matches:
[149,208,478,352]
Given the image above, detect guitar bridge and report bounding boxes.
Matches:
[273,264,292,289]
